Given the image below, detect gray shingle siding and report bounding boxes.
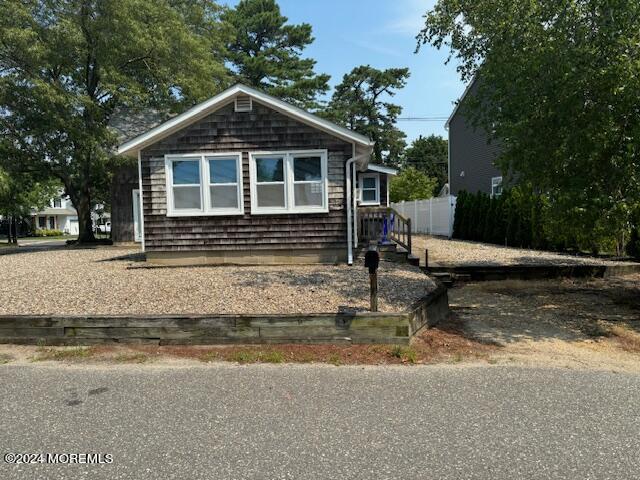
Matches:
[448,80,502,195]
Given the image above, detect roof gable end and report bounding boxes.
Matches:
[117,84,374,157]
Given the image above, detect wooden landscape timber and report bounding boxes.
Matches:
[0,285,449,346]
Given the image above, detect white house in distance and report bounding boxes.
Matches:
[32,196,79,235]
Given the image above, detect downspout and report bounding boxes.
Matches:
[352,155,358,248]
[346,157,355,265]
[137,150,145,252]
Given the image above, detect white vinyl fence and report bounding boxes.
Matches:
[391,195,457,237]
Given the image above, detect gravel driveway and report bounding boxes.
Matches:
[0,248,436,315]
[413,235,638,267]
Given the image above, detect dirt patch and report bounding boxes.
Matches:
[448,275,640,371]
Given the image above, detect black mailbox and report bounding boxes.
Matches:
[364,249,380,274]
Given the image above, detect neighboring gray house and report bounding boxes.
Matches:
[446,77,503,197]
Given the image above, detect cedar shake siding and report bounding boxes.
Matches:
[139,101,352,262]
[448,79,502,195]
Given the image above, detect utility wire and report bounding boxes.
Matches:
[397,116,449,122]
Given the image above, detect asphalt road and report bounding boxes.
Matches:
[0,364,639,480]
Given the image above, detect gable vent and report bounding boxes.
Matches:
[234,95,252,112]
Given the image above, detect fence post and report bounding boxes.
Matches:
[407,218,412,253]
[429,198,433,234]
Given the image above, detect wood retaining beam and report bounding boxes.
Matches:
[0,286,449,346]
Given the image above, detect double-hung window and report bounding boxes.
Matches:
[250,150,328,214]
[359,173,380,205]
[165,153,243,216]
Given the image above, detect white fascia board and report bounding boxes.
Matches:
[366,163,398,176]
[117,84,374,157]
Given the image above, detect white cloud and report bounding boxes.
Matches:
[348,38,405,58]
[383,0,435,37]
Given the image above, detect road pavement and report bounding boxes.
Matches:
[0,364,638,479]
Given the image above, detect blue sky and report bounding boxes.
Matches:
[220,0,466,143]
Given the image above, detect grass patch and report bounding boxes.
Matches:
[327,353,342,366]
[0,353,12,364]
[113,352,148,363]
[198,351,220,363]
[260,350,285,364]
[229,350,258,364]
[33,347,93,362]
[388,345,417,364]
[452,352,464,363]
[227,350,286,364]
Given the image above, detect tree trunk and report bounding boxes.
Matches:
[70,191,96,244]
[9,216,18,244]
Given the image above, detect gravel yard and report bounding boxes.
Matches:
[413,235,638,267]
[0,248,436,315]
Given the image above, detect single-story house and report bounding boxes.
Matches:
[446,76,504,197]
[116,84,397,265]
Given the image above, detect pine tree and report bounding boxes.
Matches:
[222,0,330,109]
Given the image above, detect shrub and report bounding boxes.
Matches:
[34,229,63,237]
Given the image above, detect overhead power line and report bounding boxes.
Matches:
[397,116,449,122]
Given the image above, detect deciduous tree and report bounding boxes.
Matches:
[0,0,228,243]
[418,0,640,252]
[404,135,448,191]
[389,167,437,203]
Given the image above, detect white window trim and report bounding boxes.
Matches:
[165,153,244,217]
[249,149,329,215]
[359,172,380,206]
[491,176,503,198]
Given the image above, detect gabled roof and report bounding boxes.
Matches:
[367,163,398,176]
[445,75,479,129]
[117,84,375,157]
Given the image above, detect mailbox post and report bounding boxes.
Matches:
[364,246,380,312]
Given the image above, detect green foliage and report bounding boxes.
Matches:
[453,189,548,249]
[404,135,448,191]
[322,65,410,165]
[0,0,229,242]
[0,167,58,219]
[389,167,437,203]
[222,0,329,109]
[33,229,64,237]
[418,0,640,253]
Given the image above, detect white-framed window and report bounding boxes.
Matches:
[249,150,328,214]
[491,176,503,198]
[165,153,243,217]
[359,173,380,205]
